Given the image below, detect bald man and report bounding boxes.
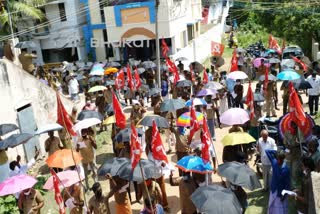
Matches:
[257,130,277,191]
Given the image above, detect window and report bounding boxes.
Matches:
[58,3,67,22]
[99,0,105,23]
[103,29,114,58]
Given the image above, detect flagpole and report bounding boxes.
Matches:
[138,160,154,214]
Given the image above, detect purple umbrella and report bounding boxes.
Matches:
[220,108,249,126]
[253,57,270,68]
[0,175,37,196]
[196,89,217,97]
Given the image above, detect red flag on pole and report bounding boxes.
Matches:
[263,67,269,96]
[292,56,308,72]
[166,58,180,84]
[201,118,211,163]
[289,82,306,128]
[245,82,255,120]
[161,39,170,58]
[56,92,76,136]
[211,41,225,56]
[230,49,238,72]
[151,120,168,163]
[127,64,134,91]
[189,106,200,142]
[112,93,126,129]
[134,68,142,89]
[268,35,282,55]
[203,67,209,84]
[50,169,66,214]
[130,123,142,170]
[115,69,125,90]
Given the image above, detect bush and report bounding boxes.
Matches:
[0,195,19,214]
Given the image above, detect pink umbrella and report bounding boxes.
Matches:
[220,108,249,126]
[0,175,37,196]
[43,170,84,190]
[253,57,270,68]
[73,118,101,132]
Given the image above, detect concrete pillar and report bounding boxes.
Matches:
[313,42,319,61]
[171,36,176,54]
[115,47,121,61]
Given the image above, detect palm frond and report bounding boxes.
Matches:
[11,2,45,20]
[21,0,48,7]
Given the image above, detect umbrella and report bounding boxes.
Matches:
[253,58,270,68]
[259,74,277,81]
[137,67,146,74]
[104,102,126,115]
[106,61,121,67]
[265,49,276,54]
[73,118,101,132]
[147,88,162,97]
[169,74,186,83]
[35,123,63,135]
[88,76,103,83]
[103,115,116,125]
[277,69,300,81]
[0,175,38,196]
[236,48,246,53]
[77,110,104,121]
[282,78,312,90]
[104,67,118,75]
[243,93,265,102]
[130,60,141,67]
[160,99,185,112]
[269,58,281,64]
[88,85,107,93]
[142,61,156,69]
[89,69,104,76]
[176,111,204,127]
[221,132,256,146]
[0,124,19,136]
[191,185,242,214]
[204,81,224,90]
[196,89,217,97]
[227,71,248,80]
[176,156,213,174]
[137,115,169,128]
[160,64,168,71]
[43,170,84,190]
[211,56,225,67]
[46,149,82,169]
[176,80,192,87]
[105,80,115,86]
[220,108,249,125]
[98,157,131,176]
[281,59,295,68]
[15,41,37,49]
[0,133,33,150]
[75,74,86,81]
[115,128,144,142]
[185,98,208,107]
[218,162,262,190]
[190,61,204,72]
[279,113,314,141]
[175,57,188,61]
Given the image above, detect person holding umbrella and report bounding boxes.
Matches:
[233,79,244,108]
[63,182,85,213]
[18,187,44,214]
[88,182,110,214]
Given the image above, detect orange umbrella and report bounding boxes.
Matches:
[104,67,118,75]
[46,149,82,169]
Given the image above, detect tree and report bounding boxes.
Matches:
[0,0,47,35]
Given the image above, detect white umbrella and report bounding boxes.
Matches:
[227,71,248,80]
[35,123,63,135]
[220,108,250,125]
[73,118,101,132]
[89,69,104,76]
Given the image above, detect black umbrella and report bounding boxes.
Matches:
[137,115,169,128]
[105,102,127,115]
[190,61,204,72]
[176,80,192,87]
[147,88,161,97]
[282,78,312,90]
[217,162,262,191]
[160,99,185,112]
[0,124,19,136]
[88,76,103,83]
[115,128,144,142]
[0,133,34,150]
[98,157,130,176]
[191,185,242,214]
[77,110,104,121]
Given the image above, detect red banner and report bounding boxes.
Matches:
[211,41,225,56]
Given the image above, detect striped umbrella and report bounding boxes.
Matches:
[176,111,204,127]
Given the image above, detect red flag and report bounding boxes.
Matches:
[161,39,170,58]
[289,82,306,128]
[245,83,255,120]
[115,69,125,90]
[211,41,225,56]
[126,64,134,91]
[130,123,142,170]
[112,93,126,129]
[268,35,282,55]
[56,92,76,136]
[134,68,142,89]
[230,49,238,72]
[50,169,66,214]
[203,67,209,84]
[151,120,168,163]
[263,67,269,96]
[166,58,180,84]
[189,106,200,142]
[292,56,307,72]
[201,118,211,163]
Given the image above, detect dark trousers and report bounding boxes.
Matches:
[227,93,234,108]
[308,95,319,114]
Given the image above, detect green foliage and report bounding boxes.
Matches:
[33,175,48,196]
[0,195,19,214]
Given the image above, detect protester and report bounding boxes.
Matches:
[137,179,162,205]
[18,48,37,74]
[18,188,44,214]
[63,182,84,214]
[0,148,9,183]
[307,137,320,171]
[88,182,110,214]
[233,79,244,108]
[68,74,79,101]
[44,131,63,156]
[306,71,320,115]
[9,148,39,178]
[140,196,164,214]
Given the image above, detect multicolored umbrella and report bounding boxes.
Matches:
[46,149,82,169]
[227,71,248,80]
[43,170,84,190]
[185,98,208,107]
[221,132,256,146]
[176,156,213,174]
[104,67,118,75]
[220,108,249,126]
[176,111,204,127]
[277,69,300,81]
[88,85,107,93]
[279,113,314,141]
[0,175,38,196]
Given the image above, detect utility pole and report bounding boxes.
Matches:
[155,0,161,88]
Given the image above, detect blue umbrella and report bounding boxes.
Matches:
[0,124,19,136]
[160,98,185,112]
[185,98,207,107]
[115,128,144,143]
[0,133,34,150]
[176,156,213,173]
[277,69,300,80]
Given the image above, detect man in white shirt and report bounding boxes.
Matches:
[257,130,277,191]
[68,74,79,101]
[306,72,320,115]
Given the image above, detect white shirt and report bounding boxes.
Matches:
[257,137,277,165]
[306,75,320,96]
[68,78,79,94]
